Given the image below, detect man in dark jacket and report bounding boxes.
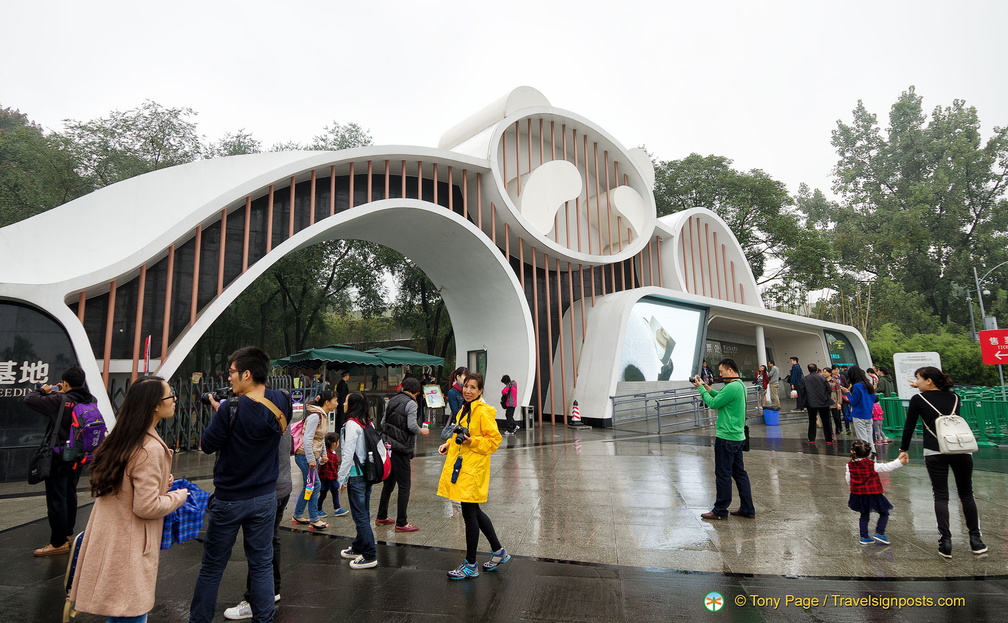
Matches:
[190,346,290,623]
[803,364,834,444]
[24,364,97,556]
[787,357,805,412]
[375,377,429,532]
[335,371,350,428]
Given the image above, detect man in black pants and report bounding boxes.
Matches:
[375,377,430,532]
[24,364,98,556]
[803,364,834,444]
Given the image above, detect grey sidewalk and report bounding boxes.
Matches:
[2,420,1006,622]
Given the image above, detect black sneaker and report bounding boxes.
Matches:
[938,537,952,559]
[970,534,988,555]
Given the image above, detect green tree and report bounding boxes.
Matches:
[868,323,998,387]
[0,106,87,226]
[653,154,829,287]
[59,100,203,189]
[828,87,1008,324]
[390,258,454,363]
[204,129,261,157]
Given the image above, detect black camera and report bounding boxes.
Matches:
[201,386,231,406]
[440,424,470,444]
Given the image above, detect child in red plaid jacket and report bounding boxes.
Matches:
[846,439,907,545]
[317,433,349,518]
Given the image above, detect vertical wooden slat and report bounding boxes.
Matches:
[401,160,407,198]
[519,238,525,292]
[657,236,664,287]
[433,163,439,206]
[288,177,296,237]
[556,258,567,419]
[491,203,496,246]
[476,173,483,230]
[462,170,468,219]
[567,262,577,388]
[190,226,202,327]
[531,247,542,425]
[329,166,336,216]
[217,209,227,295]
[722,246,730,302]
[349,163,355,209]
[77,292,86,323]
[384,160,390,199]
[309,170,317,226]
[649,238,656,286]
[102,280,117,386]
[367,160,373,203]
[515,121,521,195]
[504,223,510,262]
[713,233,723,299]
[417,162,423,201]
[131,265,147,382]
[242,197,251,272]
[161,245,175,360]
[447,166,454,212]
[266,185,275,253]
[543,252,555,422]
[572,128,581,252]
[583,134,592,255]
[593,142,603,255]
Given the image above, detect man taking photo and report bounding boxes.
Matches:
[692,358,755,521]
[190,347,290,623]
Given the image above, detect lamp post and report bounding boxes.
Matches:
[974,261,1008,332]
[966,291,978,340]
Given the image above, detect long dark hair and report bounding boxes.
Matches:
[89,376,166,497]
[846,366,875,394]
[345,392,370,425]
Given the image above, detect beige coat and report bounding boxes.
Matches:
[70,429,187,617]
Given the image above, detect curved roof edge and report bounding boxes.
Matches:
[438,86,550,151]
[0,147,490,286]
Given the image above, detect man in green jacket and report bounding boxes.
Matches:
[692,358,756,520]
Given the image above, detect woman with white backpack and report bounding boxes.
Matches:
[898,366,986,559]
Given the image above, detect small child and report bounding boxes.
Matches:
[846,439,907,545]
[317,433,349,518]
[871,400,888,443]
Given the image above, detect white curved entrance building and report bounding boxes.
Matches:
[0,87,870,461]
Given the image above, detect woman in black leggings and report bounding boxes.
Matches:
[899,366,986,559]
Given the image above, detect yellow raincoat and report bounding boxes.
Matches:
[436,398,501,503]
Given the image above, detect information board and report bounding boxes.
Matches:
[423,384,445,408]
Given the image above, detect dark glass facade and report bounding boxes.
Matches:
[0,302,79,482]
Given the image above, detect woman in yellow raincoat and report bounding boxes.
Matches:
[436,372,509,579]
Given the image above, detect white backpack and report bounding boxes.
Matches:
[919,394,977,454]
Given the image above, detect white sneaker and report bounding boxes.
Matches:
[341,547,359,559]
[223,601,251,620]
[349,555,378,569]
[223,596,281,620]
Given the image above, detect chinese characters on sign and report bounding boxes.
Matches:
[0,361,51,385]
[979,330,1008,365]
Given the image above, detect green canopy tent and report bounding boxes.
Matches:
[273,345,385,374]
[366,346,445,367]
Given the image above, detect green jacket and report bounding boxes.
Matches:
[875,375,895,397]
[699,380,747,441]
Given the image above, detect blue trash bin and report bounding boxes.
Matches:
[763,408,780,426]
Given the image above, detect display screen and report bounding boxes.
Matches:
[619,298,706,382]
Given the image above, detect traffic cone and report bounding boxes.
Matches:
[567,400,588,428]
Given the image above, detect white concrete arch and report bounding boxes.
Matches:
[156,199,536,409]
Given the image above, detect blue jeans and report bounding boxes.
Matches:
[712,438,754,517]
[346,476,376,561]
[107,616,147,623]
[189,492,276,623]
[293,453,321,521]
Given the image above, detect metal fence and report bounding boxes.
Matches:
[610,384,779,433]
[107,374,346,452]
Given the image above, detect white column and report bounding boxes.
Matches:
[755,325,767,364]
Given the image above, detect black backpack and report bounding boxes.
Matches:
[348,418,391,483]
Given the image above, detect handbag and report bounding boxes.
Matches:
[28,401,65,484]
[919,394,977,454]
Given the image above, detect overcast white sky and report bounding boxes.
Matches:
[3,0,1006,198]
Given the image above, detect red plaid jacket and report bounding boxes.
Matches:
[318,448,340,481]
[848,458,883,495]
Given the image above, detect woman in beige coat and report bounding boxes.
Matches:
[70,376,188,622]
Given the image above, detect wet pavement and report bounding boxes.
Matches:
[1,415,1006,622]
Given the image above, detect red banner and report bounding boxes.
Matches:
[979,329,1008,365]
